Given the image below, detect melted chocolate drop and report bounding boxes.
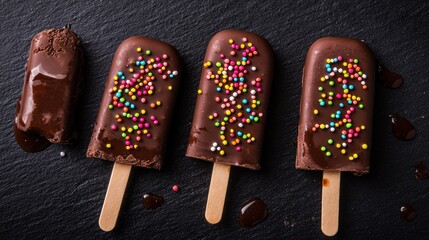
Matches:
[14,125,51,153]
[400,204,417,222]
[415,162,429,180]
[239,197,268,227]
[389,114,416,141]
[142,193,164,209]
[378,64,403,89]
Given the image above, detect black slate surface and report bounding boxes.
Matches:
[1,0,428,239]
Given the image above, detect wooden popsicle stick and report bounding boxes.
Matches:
[99,162,132,232]
[205,163,231,224]
[321,170,341,236]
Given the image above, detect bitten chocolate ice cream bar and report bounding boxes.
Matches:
[186,30,274,170]
[87,37,181,169]
[14,28,83,152]
[296,37,375,174]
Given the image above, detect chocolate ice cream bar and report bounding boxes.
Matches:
[14,28,83,152]
[296,37,375,174]
[87,37,181,169]
[186,30,274,170]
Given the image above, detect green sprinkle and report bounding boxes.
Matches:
[326,151,332,157]
[145,50,151,55]
[331,114,336,119]
[354,59,359,63]
[216,62,221,67]
[108,104,113,109]
[214,122,220,127]
[329,92,334,96]
[346,123,353,128]
[328,101,333,105]
[359,104,364,109]
[328,139,333,145]
[321,146,327,152]
[318,86,323,92]
[329,81,335,86]
[254,117,259,122]
[121,133,126,138]
[133,125,138,130]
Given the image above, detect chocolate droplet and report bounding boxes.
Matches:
[415,162,429,181]
[389,114,416,141]
[239,197,268,227]
[142,193,164,209]
[400,204,417,222]
[378,64,403,89]
[14,125,51,153]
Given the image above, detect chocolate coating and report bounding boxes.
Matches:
[14,28,83,152]
[86,37,181,169]
[296,37,375,173]
[186,30,274,170]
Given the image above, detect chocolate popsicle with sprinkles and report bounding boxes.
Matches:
[295,37,375,236]
[87,37,181,231]
[14,27,83,152]
[186,30,274,224]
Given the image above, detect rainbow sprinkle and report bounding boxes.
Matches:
[106,48,178,150]
[202,37,263,156]
[312,56,368,160]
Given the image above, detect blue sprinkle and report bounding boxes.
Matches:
[246,108,251,113]
[320,101,325,107]
[342,84,347,89]
[336,115,340,119]
[249,116,254,120]
[136,61,140,66]
[242,99,248,104]
[125,102,130,107]
[118,72,123,76]
[141,61,146,66]
[233,78,238,82]
[216,87,221,92]
[349,85,354,90]
[348,100,353,104]
[341,135,346,139]
[239,77,245,82]
[330,122,335,127]
[334,58,338,62]
[121,76,125,80]
[115,93,121,97]
[325,64,330,68]
[242,57,247,61]
[130,104,135,109]
[339,103,345,108]
[237,132,243,137]
[327,68,332,72]
[336,110,341,115]
[170,74,174,78]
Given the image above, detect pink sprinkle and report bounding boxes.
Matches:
[125,141,131,146]
[111,125,117,130]
[140,118,145,122]
[150,116,156,121]
[146,133,151,138]
[336,93,342,99]
[247,139,252,143]
[259,113,263,117]
[154,120,159,125]
[155,57,160,62]
[213,113,218,117]
[354,133,359,137]
[220,54,225,58]
[350,107,355,111]
[345,114,350,119]
[138,56,143,61]
[172,185,179,192]
[162,54,168,59]
[138,123,143,128]
[144,123,150,128]
[348,68,354,73]
[132,117,137,122]
[338,56,343,61]
[215,97,220,102]
[236,146,242,152]
[230,133,235,137]
[141,98,146,103]
[250,46,256,51]
[348,139,353,143]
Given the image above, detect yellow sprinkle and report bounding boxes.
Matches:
[209,115,213,120]
[361,125,366,130]
[113,87,117,91]
[156,101,161,106]
[349,156,354,161]
[248,43,253,47]
[121,127,126,131]
[343,62,347,67]
[129,68,134,73]
[141,110,146,115]
[313,109,319,115]
[321,93,326,98]
[128,128,133,133]
[222,140,228,145]
[362,144,368,149]
[353,153,358,158]
[219,150,225,155]
[230,129,234,133]
[168,86,173,91]
[240,44,245,49]
[106,143,111,149]
[320,125,325,129]
[246,119,251,123]
[320,77,326,82]
[131,96,136,100]
[134,145,138,149]
[336,143,341,148]
[205,61,212,68]
[251,137,255,141]
[114,76,118,80]
[137,47,142,52]
[341,149,346,154]
[237,104,242,109]
[148,90,153,95]
[220,135,225,140]
[225,110,231,115]
[143,129,148,134]
[228,39,234,44]
[126,146,130,150]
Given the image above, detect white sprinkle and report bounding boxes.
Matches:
[342,143,347,147]
[222,71,227,75]
[153,64,158,68]
[251,66,257,71]
[361,81,366,85]
[330,127,335,132]
[216,147,221,151]
[251,90,256,95]
[229,96,235,101]
[362,74,367,79]
[325,75,329,80]
[173,70,178,76]
[228,66,233,71]
[333,67,338,72]
[329,72,335,76]
[339,68,343,73]
[210,147,216,152]
[148,82,153,86]
[212,142,218,147]
[60,151,66,157]
[232,92,238,97]
[238,123,244,128]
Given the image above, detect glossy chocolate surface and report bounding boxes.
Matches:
[296,37,375,173]
[14,28,83,152]
[186,30,274,170]
[86,37,181,169]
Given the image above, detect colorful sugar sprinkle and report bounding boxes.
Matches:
[106,48,178,150]
[312,56,369,160]
[202,37,263,156]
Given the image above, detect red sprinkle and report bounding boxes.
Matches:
[172,185,179,192]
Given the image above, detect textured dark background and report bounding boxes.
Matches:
[1,0,428,239]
